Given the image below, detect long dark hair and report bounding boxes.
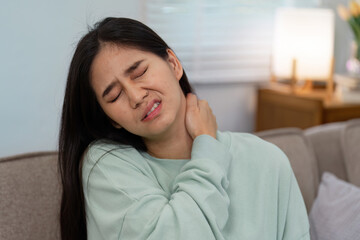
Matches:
[58,17,193,240]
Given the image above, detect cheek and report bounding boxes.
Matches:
[102,103,131,125]
[161,74,182,96]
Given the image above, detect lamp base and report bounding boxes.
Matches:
[270,57,335,99]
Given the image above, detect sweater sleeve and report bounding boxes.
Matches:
[282,172,311,240]
[264,141,310,240]
[82,135,232,240]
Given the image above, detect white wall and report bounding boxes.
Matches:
[194,83,258,133]
[0,0,142,157]
[0,0,352,158]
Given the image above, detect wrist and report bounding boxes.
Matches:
[193,131,217,140]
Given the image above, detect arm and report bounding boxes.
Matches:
[83,135,231,240]
[281,172,311,240]
[266,144,310,240]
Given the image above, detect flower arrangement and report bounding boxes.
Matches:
[338,1,360,74]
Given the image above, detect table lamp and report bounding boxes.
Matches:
[271,8,335,95]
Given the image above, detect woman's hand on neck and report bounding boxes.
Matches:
[185,93,217,139]
[144,93,193,160]
[144,93,217,160]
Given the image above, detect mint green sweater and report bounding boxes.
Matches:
[82,132,310,240]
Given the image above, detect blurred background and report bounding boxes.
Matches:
[0,0,353,157]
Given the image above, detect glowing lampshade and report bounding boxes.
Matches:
[272,8,335,81]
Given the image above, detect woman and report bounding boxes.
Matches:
[59,17,310,240]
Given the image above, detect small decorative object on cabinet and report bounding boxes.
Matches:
[337,2,360,74]
[335,74,360,103]
[256,86,360,131]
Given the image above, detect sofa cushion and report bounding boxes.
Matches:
[256,128,319,212]
[342,119,360,187]
[309,172,360,240]
[305,122,348,182]
[0,152,60,240]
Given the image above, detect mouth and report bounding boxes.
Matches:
[142,100,162,121]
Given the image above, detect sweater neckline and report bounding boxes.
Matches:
[141,151,190,162]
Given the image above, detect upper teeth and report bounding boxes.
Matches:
[146,102,160,117]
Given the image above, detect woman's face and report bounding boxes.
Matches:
[90,44,186,141]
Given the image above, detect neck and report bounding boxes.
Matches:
[144,95,193,159]
[144,124,193,160]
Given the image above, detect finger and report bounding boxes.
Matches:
[199,100,212,114]
[186,93,199,110]
[198,100,209,107]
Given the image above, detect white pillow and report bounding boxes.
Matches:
[309,172,360,240]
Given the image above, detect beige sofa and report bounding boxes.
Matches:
[257,118,360,213]
[1,119,360,240]
[0,152,60,239]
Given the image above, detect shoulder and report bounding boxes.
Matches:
[82,140,149,179]
[218,131,291,173]
[82,140,160,201]
[84,140,142,165]
[218,131,286,156]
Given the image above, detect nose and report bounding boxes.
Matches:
[126,83,148,109]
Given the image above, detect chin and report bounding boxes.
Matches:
[147,115,179,138]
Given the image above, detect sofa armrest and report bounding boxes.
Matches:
[0,152,60,240]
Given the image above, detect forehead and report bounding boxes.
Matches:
[90,45,146,87]
[92,45,145,73]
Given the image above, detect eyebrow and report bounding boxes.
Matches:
[101,59,145,98]
[124,59,144,76]
[102,81,117,98]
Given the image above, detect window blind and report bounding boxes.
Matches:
[144,0,318,84]
[144,0,283,83]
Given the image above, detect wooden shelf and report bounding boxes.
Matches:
[256,86,360,131]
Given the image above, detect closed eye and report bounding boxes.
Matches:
[136,67,148,79]
[110,91,122,103]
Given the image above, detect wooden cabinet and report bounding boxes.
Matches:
[256,87,360,131]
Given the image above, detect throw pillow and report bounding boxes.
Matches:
[309,172,360,240]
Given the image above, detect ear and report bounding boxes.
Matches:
[166,49,183,81]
